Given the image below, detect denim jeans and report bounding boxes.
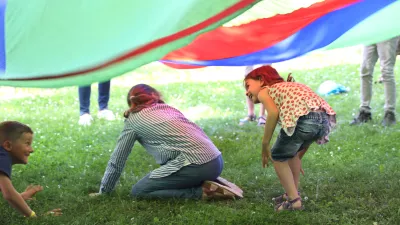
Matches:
[271,112,329,161]
[78,80,111,115]
[131,155,223,199]
[360,36,399,113]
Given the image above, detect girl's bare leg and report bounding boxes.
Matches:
[246,97,255,116]
[273,160,302,209]
[288,154,301,190]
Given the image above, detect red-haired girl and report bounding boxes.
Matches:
[244,65,336,211]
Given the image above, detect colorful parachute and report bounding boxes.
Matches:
[162,0,400,68]
[0,0,399,88]
[0,0,258,88]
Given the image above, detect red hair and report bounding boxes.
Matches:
[243,65,294,88]
[124,84,164,118]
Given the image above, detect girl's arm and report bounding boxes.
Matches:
[100,121,137,193]
[258,88,279,167]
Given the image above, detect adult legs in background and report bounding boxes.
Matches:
[97,80,115,121]
[360,44,378,114]
[98,81,110,111]
[350,44,377,125]
[78,85,93,126]
[352,37,399,126]
[377,37,398,126]
[78,80,114,125]
[79,86,91,116]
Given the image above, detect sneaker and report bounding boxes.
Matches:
[257,116,266,126]
[381,111,396,126]
[350,111,372,125]
[239,114,256,125]
[98,109,115,121]
[79,113,93,126]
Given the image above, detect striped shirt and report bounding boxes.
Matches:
[100,104,221,193]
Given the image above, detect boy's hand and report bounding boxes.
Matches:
[44,208,62,216]
[21,185,43,200]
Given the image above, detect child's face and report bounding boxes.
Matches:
[245,79,263,104]
[7,132,34,164]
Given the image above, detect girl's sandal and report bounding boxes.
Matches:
[239,114,256,125]
[275,197,305,212]
[272,192,300,205]
[257,116,266,126]
[272,193,287,205]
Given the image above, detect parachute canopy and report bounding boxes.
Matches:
[0,0,258,87]
[1,0,399,88]
[162,0,400,68]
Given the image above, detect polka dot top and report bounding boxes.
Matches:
[264,82,336,136]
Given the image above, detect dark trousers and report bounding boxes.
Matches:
[131,155,223,199]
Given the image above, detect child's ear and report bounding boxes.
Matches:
[2,140,12,152]
[258,77,265,85]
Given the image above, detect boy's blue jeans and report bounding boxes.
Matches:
[131,155,223,199]
[78,81,111,115]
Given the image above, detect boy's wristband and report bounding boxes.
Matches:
[25,210,36,218]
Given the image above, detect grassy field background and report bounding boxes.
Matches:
[0,47,399,224]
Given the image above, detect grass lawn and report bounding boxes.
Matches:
[0,48,399,225]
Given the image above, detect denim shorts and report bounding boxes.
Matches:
[271,112,329,161]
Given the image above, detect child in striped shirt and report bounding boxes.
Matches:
[96,84,242,200]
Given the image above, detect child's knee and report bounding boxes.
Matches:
[131,185,146,197]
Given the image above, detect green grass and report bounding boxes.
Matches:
[0,56,400,224]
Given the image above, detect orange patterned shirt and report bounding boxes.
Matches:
[264,82,336,136]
